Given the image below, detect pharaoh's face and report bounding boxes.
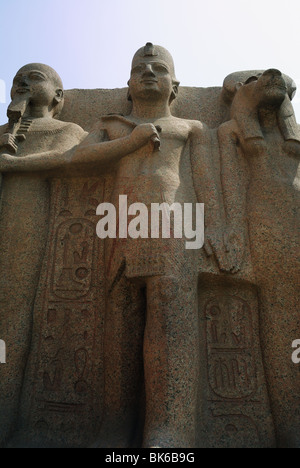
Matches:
[11,66,60,108]
[256,69,287,107]
[128,59,174,102]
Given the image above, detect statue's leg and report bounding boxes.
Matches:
[259,280,300,448]
[0,286,35,446]
[97,274,146,448]
[0,178,49,447]
[249,220,300,447]
[143,273,199,448]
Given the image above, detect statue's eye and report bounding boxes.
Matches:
[13,75,24,86]
[245,76,258,85]
[153,64,168,73]
[132,65,144,74]
[30,73,45,81]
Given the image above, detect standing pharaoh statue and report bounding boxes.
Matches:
[218,69,300,448]
[0,64,87,446]
[75,43,226,448]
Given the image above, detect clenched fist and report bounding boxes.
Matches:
[0,133,18,154]
[130,123,161,150]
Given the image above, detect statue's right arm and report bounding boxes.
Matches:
[70,122,160,170]
[0,122,160,173]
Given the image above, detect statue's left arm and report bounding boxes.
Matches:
[190,121,231,272]
[218,120,248,273]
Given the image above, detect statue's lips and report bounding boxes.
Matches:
[141,80,158,84]
[16,88,30,94]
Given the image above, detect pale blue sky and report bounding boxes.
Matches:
[1,0,300,123]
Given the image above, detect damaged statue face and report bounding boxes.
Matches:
[252,69,288,107]
[11,64,63,114]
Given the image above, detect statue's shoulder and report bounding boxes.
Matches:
[38,119,88,144]
[98,114,135,129]
[185,118,209,137]
[161,116,205,133]
[56,120,87,137]
[65,122,88,141]
[189,119,207,129]
[90,115,135,140]
[0,123,9,135]
[218,119,239,135]
[61,121,85,131]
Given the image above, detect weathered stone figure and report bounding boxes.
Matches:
[218,69,300,448]
[82,43,225,448]
[0,47,227,448]
[0,64,86,446]
[2,55,297,448]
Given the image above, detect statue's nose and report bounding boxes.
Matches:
[264,68,282,77]
[143,64,155,77]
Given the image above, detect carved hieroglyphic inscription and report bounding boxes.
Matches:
[197,283,275,448]
[22,177,107,447]
[52,219,95,300]
[205,296,257,400]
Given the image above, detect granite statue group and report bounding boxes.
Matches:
[0,44,299,448]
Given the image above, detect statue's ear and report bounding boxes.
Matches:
[54,88,64,104]
[170,81,180,103]
[173,83,179,98]
[127,80,132,102]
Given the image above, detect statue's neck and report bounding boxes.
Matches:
[258,107,278,130]
[130,100,172,121]
[24,103,54,120]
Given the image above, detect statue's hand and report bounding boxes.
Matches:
[223,226,246,274]
[283,140,300,158]
[204,226,231,272]
[0,133,18,154]
[204,225,245,273]
[131,124,161,151]
[0,153,19,171]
